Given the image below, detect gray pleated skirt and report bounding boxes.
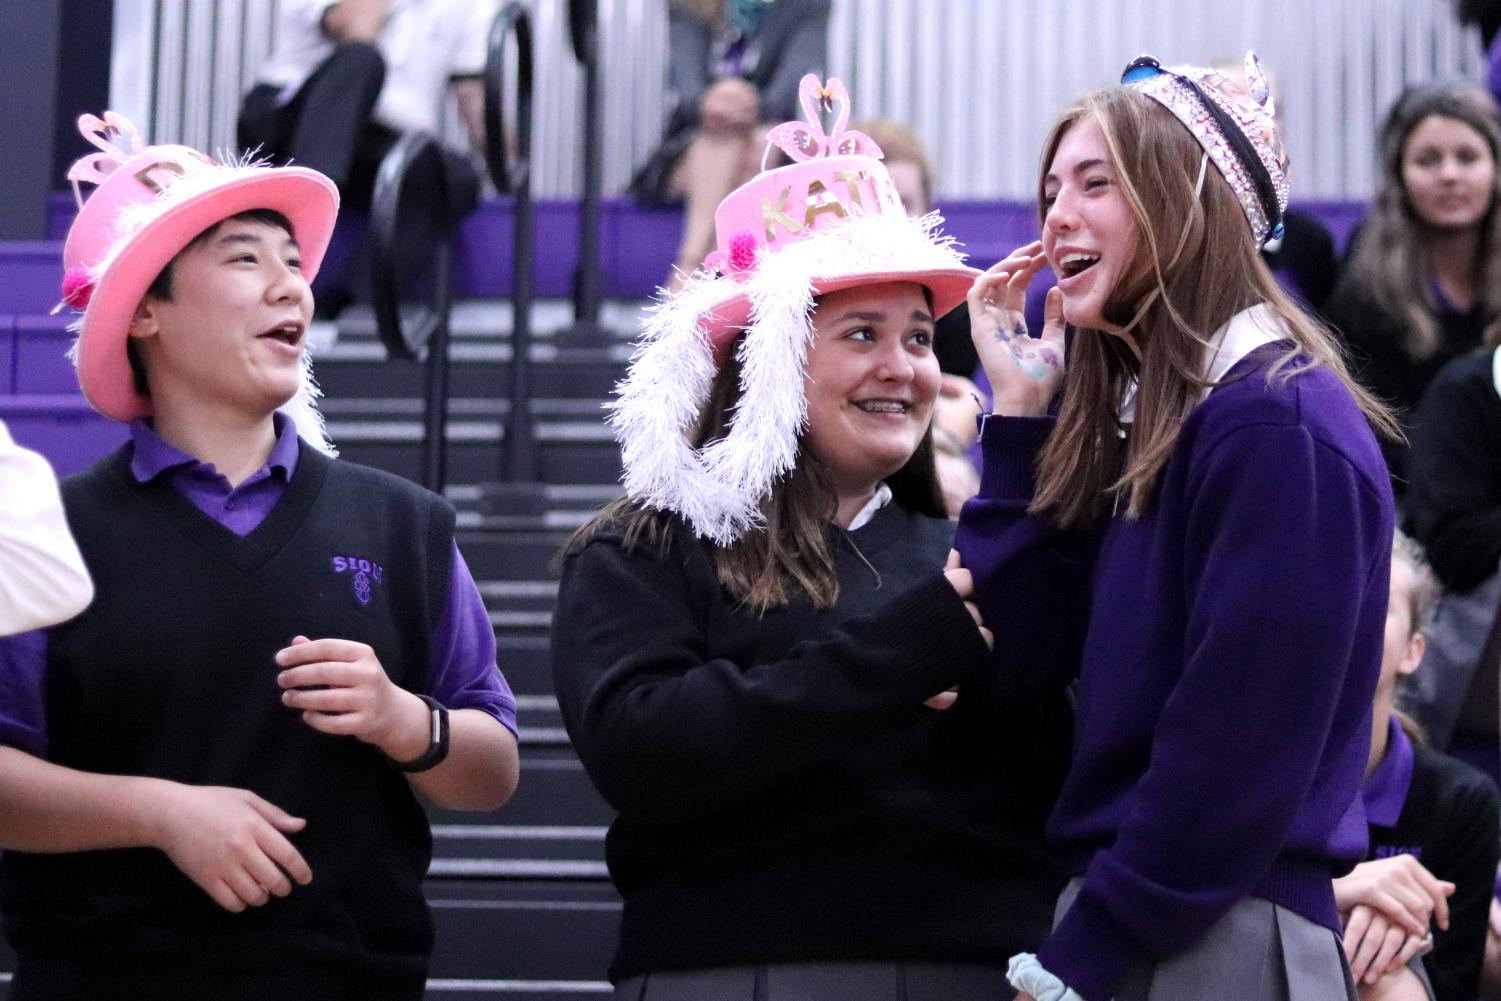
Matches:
[614,961,1015,1001]
[1054,880,1358,1001]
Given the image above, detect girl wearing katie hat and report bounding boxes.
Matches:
[553,75,1068,1000]
[956,54,1401,1000]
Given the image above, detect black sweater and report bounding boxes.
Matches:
[1405,348,1501,592]
[1366,743,1500,1001]
[1324,272,1489,489]
[551,503,1068,981]
[0,443,453,1001]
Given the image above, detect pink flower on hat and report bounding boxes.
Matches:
[727,231,758,272]
[52,267,94,314]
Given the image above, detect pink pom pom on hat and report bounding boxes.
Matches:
[56,111,338,432]
[610,74,980,545]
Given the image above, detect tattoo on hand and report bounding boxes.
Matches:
[992,313,1059,380]
[993,319,1029,344]
[1009,340,1061,381]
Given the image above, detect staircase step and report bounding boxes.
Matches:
[431,748,610,830]
[459,532,571,583]
[497,634,551,697]
[330,298,646,344]
[335,439,621,490]
[427,878,619,983]
[431,823,605,864]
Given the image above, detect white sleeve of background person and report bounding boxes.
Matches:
[0,421,93,635]
[451,0,500,78]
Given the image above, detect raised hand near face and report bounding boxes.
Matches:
[966,241,1066,418]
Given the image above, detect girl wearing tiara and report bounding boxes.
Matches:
[959,55,1400,1001]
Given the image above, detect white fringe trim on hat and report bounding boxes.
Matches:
[609,211,967,545]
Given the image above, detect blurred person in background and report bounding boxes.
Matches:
[1334,533,1498,1001]
[1324,82,1501,492]
[633,0,830,291]
[237,0,495,315]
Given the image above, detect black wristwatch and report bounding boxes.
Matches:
[388,694,450,772]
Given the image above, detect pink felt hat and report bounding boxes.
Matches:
[58,112,339,427]
[610,75,980,545]
[692,76,977,355]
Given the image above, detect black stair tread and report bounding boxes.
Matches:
[431,749,612,829]
[427,878,619,982]
[334,440,622,489]
[321,397,609,417]
[316,359,625,401]
[497,634,551,695]
[459,532,571,581]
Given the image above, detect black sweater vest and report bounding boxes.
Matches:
[0,443,455,1000]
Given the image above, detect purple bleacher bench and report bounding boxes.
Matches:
[0,315,12,394]
[14,315,76,395]
[0,241,67,315]
[1,395,126,476]
[47,191,1371,302]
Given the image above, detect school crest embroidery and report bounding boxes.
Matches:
[332,555,384,606]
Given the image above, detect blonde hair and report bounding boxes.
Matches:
[1391,529,1441,633]
[1031,89,1400,527]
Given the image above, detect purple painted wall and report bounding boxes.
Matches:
[45,191,1371,303]
[1,395,125,476]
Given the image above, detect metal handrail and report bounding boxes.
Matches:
[368,130,454,492]
[486,1,539,484]
[570,0,603,334]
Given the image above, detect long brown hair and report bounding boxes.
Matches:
[1032,89,1400,528]
[1348,81,1501,355]
[570,331,945,613]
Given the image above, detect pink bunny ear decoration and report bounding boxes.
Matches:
[66,112,145,207]
[764,75,883,166]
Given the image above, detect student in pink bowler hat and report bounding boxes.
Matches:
[0,111,518,1000]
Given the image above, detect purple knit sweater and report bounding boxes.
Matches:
[955,348,1394,1000]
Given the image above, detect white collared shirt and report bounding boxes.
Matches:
[847,482,893,531]
[1118,302,1289,425]
[259,0,496,135]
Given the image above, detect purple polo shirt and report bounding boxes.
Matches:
[0,414,516,757]
[1362,716,1416,827]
